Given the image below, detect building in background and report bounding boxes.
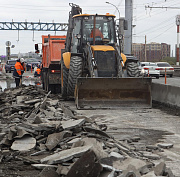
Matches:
[132,42,170,62]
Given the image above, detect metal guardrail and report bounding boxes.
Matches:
[0,22,68,31]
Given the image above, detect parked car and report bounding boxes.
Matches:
[139,62,160,79]
[5,59,17,73]
[25,58,41,71]
[156,62,174,77]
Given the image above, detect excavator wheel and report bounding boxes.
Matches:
[67,56,83,96]
[126,62,139,77]
[61,59,69,99]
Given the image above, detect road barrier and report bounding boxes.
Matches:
[165,68,167,84]
[152,83,180,107]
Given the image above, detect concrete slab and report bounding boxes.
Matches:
[66,150,102,177]
[154,162,166,176]
[99,171,112,177]
[43,109,54,117]
[31,164,58,170]
[83,137,108,159]
[61,119,85,130]
[45,131,72,151]
[24,99,41,104]
[109,151,125,160]
[61,104,74,118]
[16,96,26,104]
[11,136,36,151]
[47,100,58,106]
[142,171,156,177]
[41,145,92,164]
[0,133,6,141]
[83,126,111,139]
[56,164,70,175]
[14,128,30,139]
[114,158,146,171]
[38,166,59,177]
[142,152,160,160]
[67,138,82,145]
[47,106,56,112]
[157,143,173,149]
[119,165,141,177]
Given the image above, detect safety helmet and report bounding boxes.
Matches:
[20,58,25,63]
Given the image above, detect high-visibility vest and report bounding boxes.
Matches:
[36,68,41,75]
[13,61,24,78]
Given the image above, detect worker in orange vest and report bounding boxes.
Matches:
[13,58,25,87]
[90,28,103,38]
[34,66,41,77]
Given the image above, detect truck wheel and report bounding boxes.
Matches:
[67,56,83,97]
[61,59,69,99]
[126,62,139,77]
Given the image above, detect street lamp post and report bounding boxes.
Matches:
[106,2,120,22]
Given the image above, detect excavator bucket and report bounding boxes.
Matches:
[75,77,152,109]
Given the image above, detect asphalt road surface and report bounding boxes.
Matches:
[152,76,180,87]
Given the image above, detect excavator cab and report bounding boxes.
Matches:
[61,4,152,109]
[71,14,116,52]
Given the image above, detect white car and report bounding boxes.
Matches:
[156,62,174,77]
[139,62,160,79]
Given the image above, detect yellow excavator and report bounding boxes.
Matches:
[61,3,152,109]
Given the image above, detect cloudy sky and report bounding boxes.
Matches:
[0,0,179,56]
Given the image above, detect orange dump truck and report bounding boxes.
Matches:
[40,35,66,93]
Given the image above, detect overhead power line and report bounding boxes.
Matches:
[145,5,180,10]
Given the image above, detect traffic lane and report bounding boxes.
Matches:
[152,76,180,87]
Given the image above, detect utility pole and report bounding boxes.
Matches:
[145,35,147,62]
[176,15,180,65]
[124,0,133,55]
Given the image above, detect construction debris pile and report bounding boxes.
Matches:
[0,85,175,177]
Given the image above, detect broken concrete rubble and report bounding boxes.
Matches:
[61,119,85,130]
[11,136,36,151]
[0,85,175,176]
[41,145,92,164]
[66,150,103,177]
[38,166,59,177]
[45,131,72,151]
[157,143,174,149]
[154,162,166,176]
